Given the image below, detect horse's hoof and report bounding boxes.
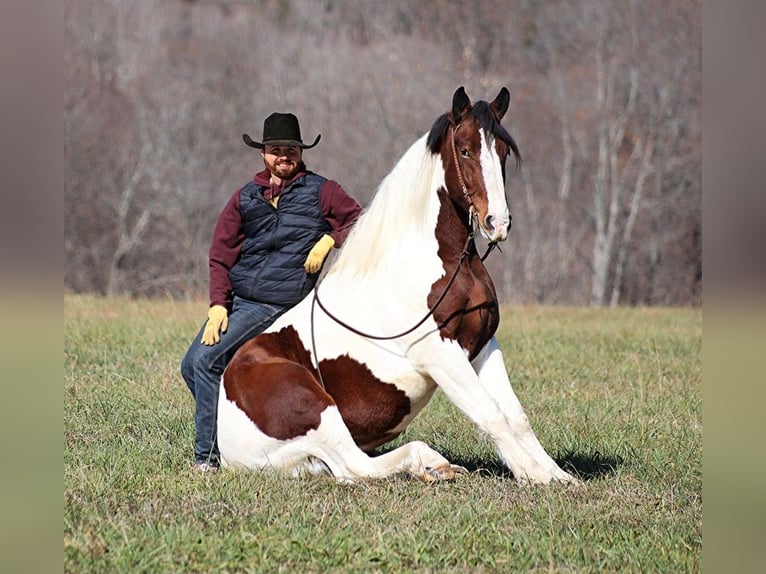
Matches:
[516,470,582,486]
[548,468,582,486]
[561,473,583,487]
[423,464,469,482]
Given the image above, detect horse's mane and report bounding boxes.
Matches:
[330,133,441,278]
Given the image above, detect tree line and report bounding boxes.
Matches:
[65,0,700,306]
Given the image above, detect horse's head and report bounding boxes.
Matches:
[427,86,521,243]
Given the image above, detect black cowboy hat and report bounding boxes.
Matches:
[242,112,321,149]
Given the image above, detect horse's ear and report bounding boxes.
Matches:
[451,86,471,123]
[490,87,510,121]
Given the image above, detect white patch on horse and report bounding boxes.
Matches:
[478,128,511,242]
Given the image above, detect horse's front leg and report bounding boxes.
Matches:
[413,338,575,485]
[472,338,578,484]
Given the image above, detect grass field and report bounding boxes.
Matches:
[64,294,701,573]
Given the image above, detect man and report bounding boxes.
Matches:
[181,112,362,472]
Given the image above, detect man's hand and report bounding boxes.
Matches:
[201,305,228,345]
[304,234,335,273]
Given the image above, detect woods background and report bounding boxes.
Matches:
[64,0,701,306]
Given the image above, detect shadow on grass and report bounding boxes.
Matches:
[441,450,622,482]
[558,450,623,481]
[371,445,622,482]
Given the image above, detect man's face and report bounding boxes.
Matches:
[262,145,302,180]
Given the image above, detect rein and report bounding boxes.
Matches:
[308,122,500,387]
[313,230,473,343]
[310,221,498,389]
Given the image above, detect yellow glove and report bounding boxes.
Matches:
[201,305,228,345]
[304,234,335,273]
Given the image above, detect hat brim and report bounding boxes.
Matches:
[242,133,321,150]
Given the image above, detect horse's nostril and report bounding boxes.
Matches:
[485,214,495,230]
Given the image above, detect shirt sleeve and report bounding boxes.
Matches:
[319,180,363,247]
[208,190,245,308]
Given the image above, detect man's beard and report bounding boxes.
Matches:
[271,161,298,179]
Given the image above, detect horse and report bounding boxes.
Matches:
[217,86,577,485]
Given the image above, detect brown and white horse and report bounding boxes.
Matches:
[218,87,577,484]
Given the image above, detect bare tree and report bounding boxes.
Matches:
[534,0,700,306]
[64,0,700,305]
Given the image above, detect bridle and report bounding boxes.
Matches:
[450,122,475,211]
[309,121,500,387]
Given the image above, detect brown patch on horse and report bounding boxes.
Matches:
[452,117,492,224]
[428,189,500,360]
[224,326,411,448]
[318,355,411,451]
[231,324,317,368]
[223,326,332,440]
[425,92,513,359]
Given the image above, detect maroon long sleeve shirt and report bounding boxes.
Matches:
[208,168,362,308]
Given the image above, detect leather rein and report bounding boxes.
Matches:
[309,123,499,384]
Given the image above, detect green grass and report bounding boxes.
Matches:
[64,295,701,573]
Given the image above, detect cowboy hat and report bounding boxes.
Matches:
[242,112,321,149]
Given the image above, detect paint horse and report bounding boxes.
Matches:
[218,87,577,484]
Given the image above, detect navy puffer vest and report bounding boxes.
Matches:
[229,173,331,305]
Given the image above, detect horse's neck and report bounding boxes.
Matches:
[331,136,449,277]
[433,190,475,262]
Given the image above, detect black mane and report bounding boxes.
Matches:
[426,102,521,170]
[426,113,451,153]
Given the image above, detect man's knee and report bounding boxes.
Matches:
[186,343,227,380]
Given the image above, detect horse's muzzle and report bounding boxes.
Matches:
[482,212,511,242]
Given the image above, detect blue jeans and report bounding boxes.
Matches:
[180,296,290,465]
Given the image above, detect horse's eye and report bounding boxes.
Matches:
[460,148,470,158]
